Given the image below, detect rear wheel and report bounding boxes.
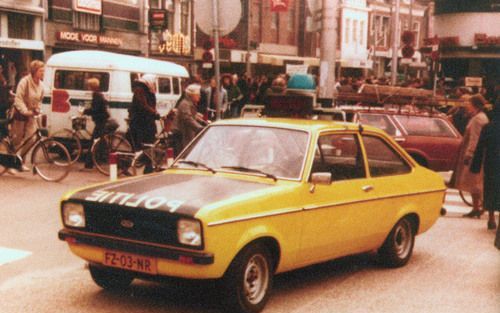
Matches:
[51,129,82,164]
[31,139,71,182]
[89,264,133,290]
[91,133,133,176]
[378,217,415,268]
[222,244,273,313]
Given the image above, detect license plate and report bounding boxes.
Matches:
[103,250,157,274]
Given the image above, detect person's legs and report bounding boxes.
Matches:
[463,191,483,218]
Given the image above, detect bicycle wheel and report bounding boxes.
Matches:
[51,129,82,164]
[31,139,71,182]
[91,133,133,176]
[459,190,473,207]
[0,140,10,175]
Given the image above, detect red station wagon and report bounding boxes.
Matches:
[345,109,462,172]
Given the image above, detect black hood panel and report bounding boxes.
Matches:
[70,173,272,216]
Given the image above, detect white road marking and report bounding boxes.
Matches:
[0,247,31,266]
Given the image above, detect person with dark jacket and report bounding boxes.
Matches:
[128,74,159,174]
[83,78,110,168]
[471,102,500,231]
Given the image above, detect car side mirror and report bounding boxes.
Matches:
[310,172,332,193]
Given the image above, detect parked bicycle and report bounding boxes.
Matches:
[0,114,71,182]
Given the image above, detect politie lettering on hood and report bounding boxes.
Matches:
[85,190,185,212]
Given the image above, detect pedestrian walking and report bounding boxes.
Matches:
[128,74,160,174]
[0,64,11,138]
[453,95,489,218]
[470,101,500,230]
[172,84,204,152]
[11,60,44,162]
[82,77,110,169]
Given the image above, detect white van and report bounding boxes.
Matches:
[42,50,189,134]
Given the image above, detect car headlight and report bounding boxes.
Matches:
[177,219,202,247]
[62,202,86,228]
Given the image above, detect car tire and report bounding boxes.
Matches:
[222,243,274,313]
[88,264,133,290]
[378,217,415,268]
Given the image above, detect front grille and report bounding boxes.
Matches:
[83,202,180,247]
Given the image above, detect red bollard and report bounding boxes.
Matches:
[109,152,118,181]
[166,147,174,167]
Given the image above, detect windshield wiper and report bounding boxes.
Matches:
[176,160,216,173]
[221,166,277,181]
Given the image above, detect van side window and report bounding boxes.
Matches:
[158,77,172,94]
[172,77,180,95]
[54,70,110,91]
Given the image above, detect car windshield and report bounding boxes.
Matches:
[394,115,457,138]
[174,125,310,180]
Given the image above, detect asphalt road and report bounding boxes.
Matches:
[0,168,498,313]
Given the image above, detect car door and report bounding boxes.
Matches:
[298,132,380,266]
[358,133,414,247]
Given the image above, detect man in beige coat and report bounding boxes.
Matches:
[454,95,489,217]
[12,60,45,160]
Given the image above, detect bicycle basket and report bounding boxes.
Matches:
[72,116,87,130]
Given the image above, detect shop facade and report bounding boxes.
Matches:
[0,0,45,88]
[45,0,148,58]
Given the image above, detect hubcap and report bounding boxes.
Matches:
[243,254,269,305]
[394,220,412,258]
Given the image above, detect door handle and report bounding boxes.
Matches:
[362,185,374,192]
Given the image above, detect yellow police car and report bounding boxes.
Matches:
[59,118,445,313]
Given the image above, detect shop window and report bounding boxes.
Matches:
[8,13,34,40]
[55,70,110,92]
[73,12,101,32]
[158,77,172,94]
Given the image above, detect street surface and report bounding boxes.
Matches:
[0,168,498,313]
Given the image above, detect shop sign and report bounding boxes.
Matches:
[423,36,459,47]
[74,0,102,15]
[0,38,44,50]
[158,30,191,56]
[474,33,500,46]
[271,0,289,12]
[56,31,122,47]
[465,77,482,87]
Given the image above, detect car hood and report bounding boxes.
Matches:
[68,172,275,216]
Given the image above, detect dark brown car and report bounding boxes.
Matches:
[345,109,462,172]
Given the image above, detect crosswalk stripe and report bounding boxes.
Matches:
[0,247,31,266]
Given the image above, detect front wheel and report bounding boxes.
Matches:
[88,264,133,290]
[91,133,133,176]
[378,217,415,268]
[31,139,71,182]
[222,244,273,313]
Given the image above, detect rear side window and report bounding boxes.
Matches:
[358,113,400,136]
[395,115,456,138]
[158,77,172,94]
[54,70,110,91]
[362,135,411,177]
[172,77,180,95]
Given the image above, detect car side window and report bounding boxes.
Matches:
[362,135,411,177]
[394,115,456,138]
[358,113,399,136]
[158,77,172,94]
[311,134,365,181]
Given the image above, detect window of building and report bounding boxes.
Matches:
[362,136,411,177]
[360,20,365,46]
[8,13,34,40]
[345,18,350,44]
[158,77,172,94]
[181,1,189,35]
[311,133,366,181]
[271,12,278,30]
[287,8,295,31]
[73,12,101,32]
[353,19,358,44]
[412,21,420,47]
[54,70,110,92]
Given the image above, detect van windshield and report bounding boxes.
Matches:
[54,70,110,91]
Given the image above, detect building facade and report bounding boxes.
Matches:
[0,0,45,87]
[431,0,499,94]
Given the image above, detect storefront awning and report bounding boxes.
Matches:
[258,53,320,67]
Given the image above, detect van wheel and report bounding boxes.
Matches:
[222,244,273,313]
[378,217,415,268]
[89,264,133,290]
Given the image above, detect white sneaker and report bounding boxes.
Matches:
[7,168,18,175]
[21,165,30,172]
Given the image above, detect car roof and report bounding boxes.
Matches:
[338,106,446,118]
[212,118,384,134]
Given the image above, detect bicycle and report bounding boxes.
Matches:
[51,115,92,164]
[0,114,71,182]
[90,125,133,176]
